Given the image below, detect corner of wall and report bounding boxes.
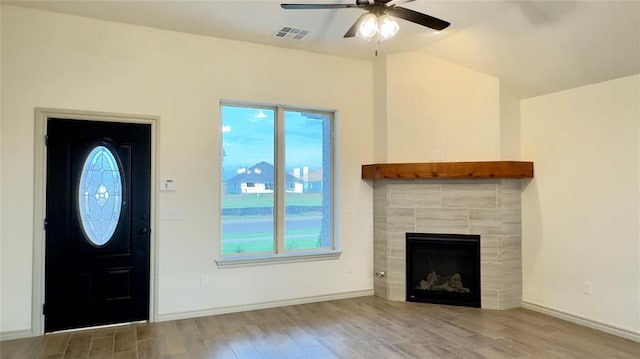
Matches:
[636,74,640,333]
[499,82,521,160]
[373,56,388,163]
[0,1,6,338]
[383,51,502,162]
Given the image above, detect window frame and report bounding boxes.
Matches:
[216,101,340,268]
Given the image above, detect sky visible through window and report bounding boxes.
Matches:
[221,106,325,180]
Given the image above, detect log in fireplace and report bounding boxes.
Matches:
[406,233,481,308]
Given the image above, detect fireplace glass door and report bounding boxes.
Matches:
[406,233,481,307]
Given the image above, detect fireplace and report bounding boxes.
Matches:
[366,162,532,309]
[406,233,481,307]
[371,177,526,309]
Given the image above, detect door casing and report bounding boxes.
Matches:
[33,108,159,335]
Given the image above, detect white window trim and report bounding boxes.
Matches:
[215,250,342,268]
[218,102,338,266]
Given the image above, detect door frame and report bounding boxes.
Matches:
[32,108,159,336]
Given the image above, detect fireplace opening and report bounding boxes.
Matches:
[406,233,481,308]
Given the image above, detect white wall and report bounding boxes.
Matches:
[0,5,374,334]
[500,83,520,160]
[638,75,640,334]
[382,52,502,162]
[0,3,3,335]
[521,74,640,334]
[373,56,388,163]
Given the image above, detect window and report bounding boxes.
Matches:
[78,145,123,246]
[220,103,334,258]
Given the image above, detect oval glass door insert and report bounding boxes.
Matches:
[78,145,123,246]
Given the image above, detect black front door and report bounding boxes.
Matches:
[45,118,151,332]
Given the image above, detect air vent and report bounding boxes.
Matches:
[273,26,309,40]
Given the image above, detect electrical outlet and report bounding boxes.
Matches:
[429,150,445,162]
[583,281,592,295]
[200,274,209,287]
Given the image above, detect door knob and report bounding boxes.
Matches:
[139,227,150,235]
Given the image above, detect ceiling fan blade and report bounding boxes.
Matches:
[343,13,369,38]
[385,0,415,7]
[387,6,450,31]
[281,4,363,10]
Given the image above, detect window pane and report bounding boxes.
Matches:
[78,145,123,246]
[284,111,332,251]
[221,106,275,255]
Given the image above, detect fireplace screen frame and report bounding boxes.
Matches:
[406,232,481,308]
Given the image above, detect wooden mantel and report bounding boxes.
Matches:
[362,161,534,180]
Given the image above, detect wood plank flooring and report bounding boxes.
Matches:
[1,296,638,358]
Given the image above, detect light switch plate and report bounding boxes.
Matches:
[160,178,176,191]
[161,208,183,220]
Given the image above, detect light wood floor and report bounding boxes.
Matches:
[1,296,638,359]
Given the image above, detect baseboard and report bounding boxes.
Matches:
[521,300,640,343]
[157,289,374,322]
[0,328,34,341]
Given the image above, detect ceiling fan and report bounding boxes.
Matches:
[280,0,451,40]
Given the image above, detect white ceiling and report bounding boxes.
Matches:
[4,0,640,98]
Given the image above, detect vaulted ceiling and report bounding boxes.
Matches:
[4,0,640,98]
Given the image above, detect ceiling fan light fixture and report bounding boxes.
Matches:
[378,14,399,41]
[356,13,378,41]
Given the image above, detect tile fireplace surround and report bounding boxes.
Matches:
[363,162,534,310]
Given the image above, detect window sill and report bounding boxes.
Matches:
[215,250,342,269]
